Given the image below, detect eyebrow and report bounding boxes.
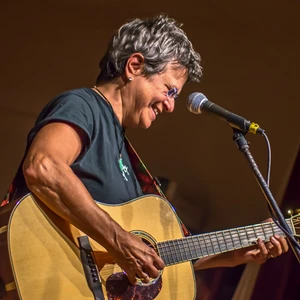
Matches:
[159,73,181,96]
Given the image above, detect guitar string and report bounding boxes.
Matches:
[157,221,290,264]
[159,223,286,252]
[159,226,284,255]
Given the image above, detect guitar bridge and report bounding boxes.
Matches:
[78,236,104,300]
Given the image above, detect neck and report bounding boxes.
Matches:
[93,80,124,126]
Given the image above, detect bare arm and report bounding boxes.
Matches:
[23,122,164,284]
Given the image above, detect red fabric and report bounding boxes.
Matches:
[1,179,15,207]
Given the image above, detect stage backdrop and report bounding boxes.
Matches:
[0,1,299,299]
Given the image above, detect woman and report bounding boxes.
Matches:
[8,14,287,290]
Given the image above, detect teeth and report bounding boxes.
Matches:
[153,108,158,115]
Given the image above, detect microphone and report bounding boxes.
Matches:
[186,92,265,135]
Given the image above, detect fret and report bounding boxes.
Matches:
[179,240,188,261]
[159,241,171,265]
[236,227,243,247]
[188,237,199,259]
[172,240,180,262]
[157,216,292,267]
[245,225,256,244]
[233,228,242,248]
[261,223,270,241]
[194,236,204,257]
[244,227,251,246]
[214,232,223,253]
[203,235,210,256]
[254,225,263,241]
[186,239,194,259]
[163,252,172,265]
[221,231,229,251]
[184,239,193,260]
[242,226,251,246]
[208,234,215,254]
[224,230,234,250]
[210,232,221,253]
[167,240,175,264]
[261,223,267,240]
[198,235,208,256]
[216,232,225,252]
[244,226,250,244]
[157,243,165,263]
[219,231,228,252]
[204,234,214,255]
[252,225,258,240]
[229,229,236,249]
[177,239,185,262]
[168,240,176,264]
[271,223,276,235]
[268,222,277,238]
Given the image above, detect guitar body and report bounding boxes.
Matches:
[7,194,196,300]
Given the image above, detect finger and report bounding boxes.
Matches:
[274,235,289,253]
[269,236,282,257]
[142,264,160,279]
[264,241,274,255]
[263,217,273,223]
[135,263,150,281]
[126,271,138,285]
[154,257,165,270]
[139,273,150,284]
[265,241,273,251]
[124,259,143,285]
[131,257,159,281]
[141,249,164,278]
[257,238,269,261]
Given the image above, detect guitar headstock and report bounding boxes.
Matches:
[290,213,300,237]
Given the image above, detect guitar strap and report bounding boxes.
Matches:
[125,137,191,237]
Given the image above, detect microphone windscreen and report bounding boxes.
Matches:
[186,92,208,114]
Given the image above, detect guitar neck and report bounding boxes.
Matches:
[157,219,292,266]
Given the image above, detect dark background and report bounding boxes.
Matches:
[0,1,299,297]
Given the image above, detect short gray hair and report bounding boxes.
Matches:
[97,14,202,83]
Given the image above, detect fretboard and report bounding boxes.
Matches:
[157,219,292,266]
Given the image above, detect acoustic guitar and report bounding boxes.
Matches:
[5,194,299,299]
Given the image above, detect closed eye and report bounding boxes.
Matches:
[167,87,179,100]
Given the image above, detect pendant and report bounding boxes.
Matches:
[118,155,129,181]
[118,156,124,172]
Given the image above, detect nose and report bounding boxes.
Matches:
[163,97,175,113]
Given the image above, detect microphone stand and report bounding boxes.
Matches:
[232,128,300,263]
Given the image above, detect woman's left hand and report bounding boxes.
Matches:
[232,232,289,266]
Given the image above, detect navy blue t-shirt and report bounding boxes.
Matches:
[14,88,143,204]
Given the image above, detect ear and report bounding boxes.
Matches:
[125,53,145,78]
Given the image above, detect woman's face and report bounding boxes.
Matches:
[122,63,187,129]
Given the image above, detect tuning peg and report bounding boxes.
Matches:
[287,209,294,216]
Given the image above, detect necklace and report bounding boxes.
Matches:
[93,86,129,181]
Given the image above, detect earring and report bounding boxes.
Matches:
[128,77,133,82]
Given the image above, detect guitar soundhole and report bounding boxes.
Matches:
[106,272,162,300]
